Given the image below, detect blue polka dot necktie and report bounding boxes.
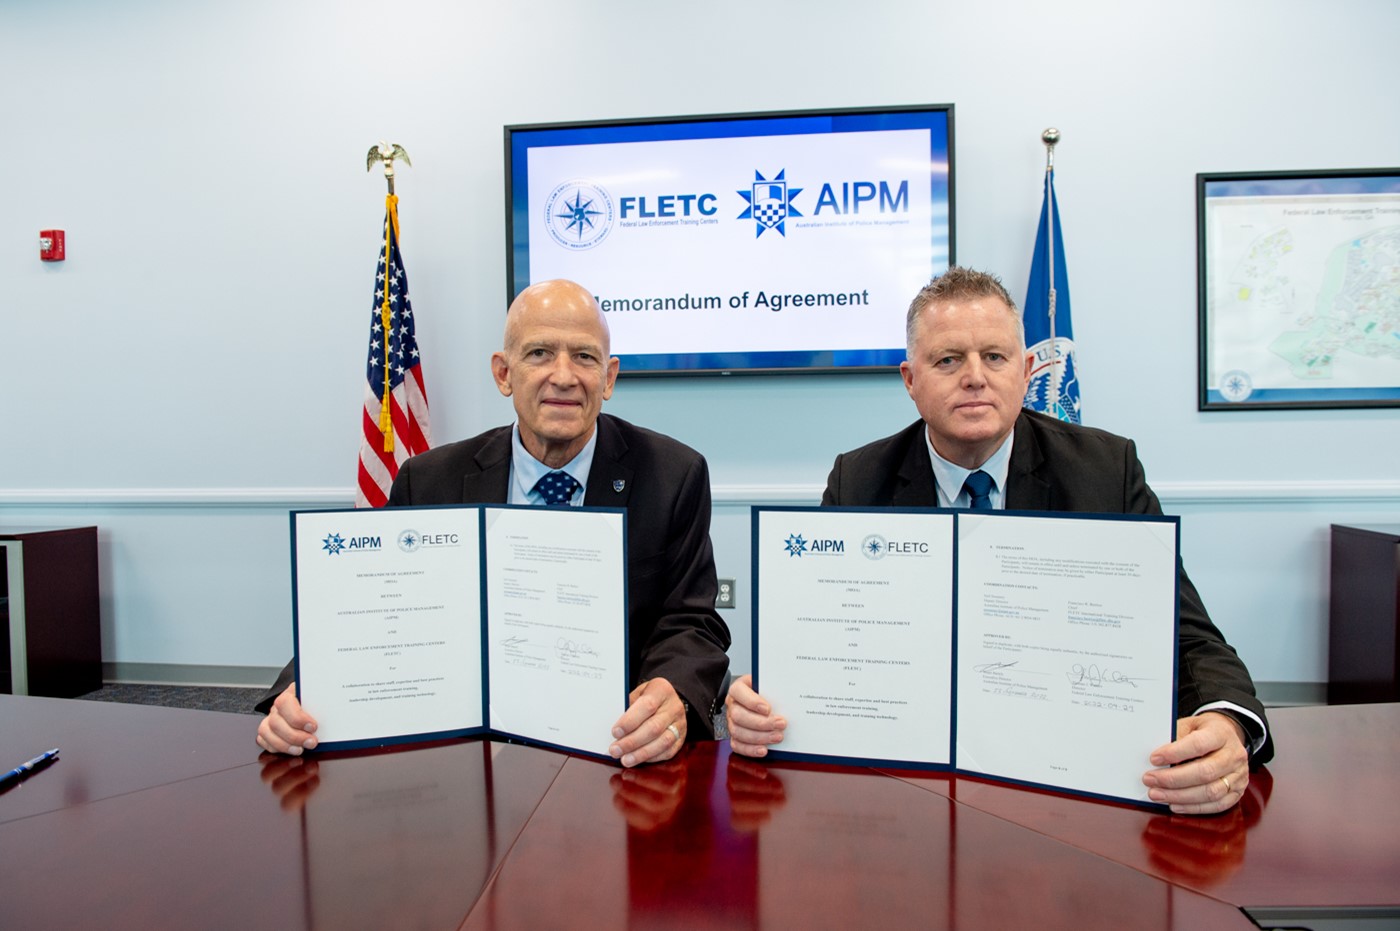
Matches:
[962,470,994,510]
[532,470,581,506]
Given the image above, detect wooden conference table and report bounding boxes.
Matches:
[1,696,1397,930]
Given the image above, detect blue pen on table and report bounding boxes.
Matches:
[0,748,60,788]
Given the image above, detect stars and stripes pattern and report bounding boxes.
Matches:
[356,199,431,508]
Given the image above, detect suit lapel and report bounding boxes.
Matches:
[583,416,635,508]
[1005,412,1051,510]
[463,428,512,503]
[892,426,939,507]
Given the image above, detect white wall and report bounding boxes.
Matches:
[4,0,1398,686]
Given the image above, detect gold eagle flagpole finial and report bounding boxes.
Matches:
[366,141,411,195]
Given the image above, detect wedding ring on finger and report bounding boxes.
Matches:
[667,723,681,743]
[1221,775,1232,793]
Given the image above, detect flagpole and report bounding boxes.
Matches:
[366,142,412,453]
[1042,128,1060,374]
[357,141,430,507]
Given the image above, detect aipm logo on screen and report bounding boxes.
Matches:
[740,169,910,238]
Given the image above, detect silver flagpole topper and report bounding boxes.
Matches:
[1041,127,1060,169]
[1041,128,1060,405]
[366,141,412,194]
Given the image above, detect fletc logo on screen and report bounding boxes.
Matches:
[545,180,615,250]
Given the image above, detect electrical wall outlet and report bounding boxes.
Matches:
[715,578,736,609]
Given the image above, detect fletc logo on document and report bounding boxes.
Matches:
[396,529,462,553]
[862,532,930,560]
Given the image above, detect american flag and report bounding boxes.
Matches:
[356,196,431,508]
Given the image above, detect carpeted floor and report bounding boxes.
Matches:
[75,683,266,715]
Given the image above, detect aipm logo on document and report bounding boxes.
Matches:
[321,533,381,556]
[782,532,843,557]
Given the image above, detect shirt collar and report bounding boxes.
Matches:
[508,425,597,506]
[923,428,1015,509]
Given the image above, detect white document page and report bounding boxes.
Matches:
[955,513,1177,802]
[294,508,484,746]
[756,509,954,765]
[484,506,627,757]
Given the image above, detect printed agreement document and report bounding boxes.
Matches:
[755,509,955,766]
[754,507,1177,806]
[294,505,627,756]
[955,512,1177,802]
[294,507,484,747]
[484,506,627,757]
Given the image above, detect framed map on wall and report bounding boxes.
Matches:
[1197,168,1400,410]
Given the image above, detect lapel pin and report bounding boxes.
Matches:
[613,480,626,493]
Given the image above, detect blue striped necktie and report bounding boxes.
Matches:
[962,470,994,510]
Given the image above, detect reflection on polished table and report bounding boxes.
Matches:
[2,696,1397,929]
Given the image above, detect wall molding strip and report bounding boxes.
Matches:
[104,662,283,688]
[3,479,1399,509]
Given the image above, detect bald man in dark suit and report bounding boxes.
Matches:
[258,280,730,767]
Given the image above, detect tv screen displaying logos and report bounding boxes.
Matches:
[505,105,954,376]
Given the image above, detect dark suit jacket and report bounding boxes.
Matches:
[259,414,732,739]
[822,409,1273,764]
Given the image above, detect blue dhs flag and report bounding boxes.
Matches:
[1022,169,1081,423]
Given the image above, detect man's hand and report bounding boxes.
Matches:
[726,754,788,832]
[724,674,786,758]
[609,758,688,830]
[258,755,321,812]
[255,683,319,756]
[1140,806,1248,884]
[610,677,686,768]
[1142,711,1249,815]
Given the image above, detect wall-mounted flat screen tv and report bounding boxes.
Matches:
[505,105,954,376]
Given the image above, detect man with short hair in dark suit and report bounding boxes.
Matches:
[726,266,1270,815]
[257,279,731,767]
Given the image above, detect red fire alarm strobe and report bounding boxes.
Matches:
[40,230,65,261]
